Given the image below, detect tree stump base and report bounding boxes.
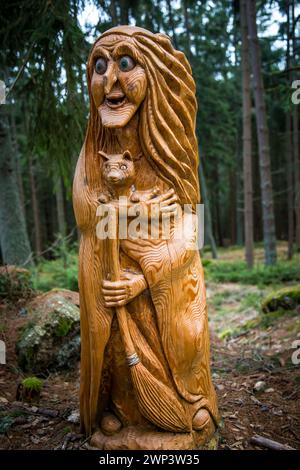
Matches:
[90,420,217,450]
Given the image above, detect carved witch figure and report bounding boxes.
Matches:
[73,25,219,449]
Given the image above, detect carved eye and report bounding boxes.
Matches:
[120,164,127,170]
[95,57,107,75]
[118,56,135,72]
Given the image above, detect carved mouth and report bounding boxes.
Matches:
[105,93,126,108]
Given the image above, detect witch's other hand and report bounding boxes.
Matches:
[102,271,147,307]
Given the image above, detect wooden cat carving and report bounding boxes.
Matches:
[98,149,160,205]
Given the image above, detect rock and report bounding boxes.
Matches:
[265,388,274,393]
[253,381,266,393]
[272,408,283,416]
[67,410,80,424]
[262,285,300,313]
[216,384,224,391]
[16,290,80,373]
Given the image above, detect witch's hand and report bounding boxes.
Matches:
[102,271,147,308]
[149,188,179,215]
[131,188,179,215]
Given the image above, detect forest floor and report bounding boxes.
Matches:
[0,243,299,450]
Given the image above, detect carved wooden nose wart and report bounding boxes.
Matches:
[73,25,220,450]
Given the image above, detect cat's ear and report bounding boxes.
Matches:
[98,150,109,160]
[123,150,133,161]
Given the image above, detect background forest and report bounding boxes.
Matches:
[0,0,300,452]
[0,0,299,273]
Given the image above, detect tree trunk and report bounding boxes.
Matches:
[182,0,192,61]
[229,168,237,245]
[292,0,300,245]
[241,0,254,267]
[166,0,178,49]
[120,0,129,24]
[285,0,294,258]
[235,143,244,246]
[0,107,32,266]
[55,175,66,237]
[110,0,118,26]
[199,160,218,259]
[29,154,42,256]
[286,113,294,258]
[293,107,300,245]
[246,0,277,265]
[214,165,223,246]
[10,111,25,213]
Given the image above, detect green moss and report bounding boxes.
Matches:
[219,328,235,340]
[55,317,73,337]
[261,284,300,313]
[22,376,43,392]
[244,318,260,329]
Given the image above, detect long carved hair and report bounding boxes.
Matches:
[85,26,200,206]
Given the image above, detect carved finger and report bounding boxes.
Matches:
[148,189,174,205]
[102,288,126,296]
[102,280,128,290]
[149,187,160,198]
[157,188,175,202]
[160,195,178,207]
[104,295,127,302]
[160,204,178,213]
[105,300,126,307]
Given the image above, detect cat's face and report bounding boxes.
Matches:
[99,150,135,188]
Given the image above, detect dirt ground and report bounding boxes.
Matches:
[0,278,299,450]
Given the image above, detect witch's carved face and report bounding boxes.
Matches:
[91,38,147,128]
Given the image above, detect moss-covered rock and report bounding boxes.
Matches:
[16,290,80,373]
[262,285,300,313]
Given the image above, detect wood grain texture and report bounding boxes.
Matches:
[73,25,219,449]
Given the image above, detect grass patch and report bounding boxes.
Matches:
[210,291,233,308]
[31,250,78,292]
[238,292,264,311]
[204,258,300,286]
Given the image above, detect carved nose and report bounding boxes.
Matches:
[107,171,120,183]
[104,63,118,95]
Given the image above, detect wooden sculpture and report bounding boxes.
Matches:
[73,25,219,450]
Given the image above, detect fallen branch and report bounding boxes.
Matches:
[250,435,295,451]
[11,402,59,418]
